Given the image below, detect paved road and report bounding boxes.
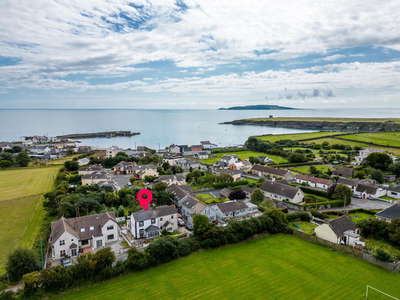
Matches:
[319,198,394,212]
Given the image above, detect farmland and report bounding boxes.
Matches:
[339,132,400,148]
[200,150,288,164]
[55,235,400,300]
[256,131,347,143]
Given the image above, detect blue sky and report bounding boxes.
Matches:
[0,0,400,109]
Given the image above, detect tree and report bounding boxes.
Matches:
[144,175,155,182]
[388,163,400,177]
[16,151,30,167]
[388,218,400,246]
[288,153,306,163]
[153,190,174,206]
[0,152,14,162]
[6,248,39,282]
[152,182,168,192]
[193,214,210,237]
[162,162,170,170]
[364,152,393,170]
[370,169,384,184]
[105,192,119,207]
[145,237,178,266]
[64,160,79,171]
[117,205,125,217]
[374,249,392,262]
[249,156,260,164]
[93,247,116,273]
[309,166,318,174]
[251,189,264,204]
[216,173,233,183]
[228,189,246,200]
[332,184,352,201]
[0,160,12,168]
[354,170,365,179]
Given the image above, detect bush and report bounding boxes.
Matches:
[299,186,329,198]
[212,180,249,189]
[374,249,392,262]
[228,189,246,200]
[145,237,179,266]
[287,212,311,222]
[6,248,39,282]
[311,209,329,220]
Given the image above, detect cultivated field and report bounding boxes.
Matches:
[247,117,400,123]
[55,235,400,300]
[256,131,348,142]
[200,151,288,164]
[0,167,58,201]
[339,132,400,148]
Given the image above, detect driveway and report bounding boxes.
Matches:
[319,198,394,212]
[109,174,133,188]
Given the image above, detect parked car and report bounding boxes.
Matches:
[61,258,72,267]
[177,218,185,227]
[353,194,361,198]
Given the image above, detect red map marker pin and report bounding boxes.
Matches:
[136,189,152,210]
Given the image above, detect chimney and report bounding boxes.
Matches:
[324,219,330,224]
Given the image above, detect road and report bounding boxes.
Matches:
[319,198,394,212]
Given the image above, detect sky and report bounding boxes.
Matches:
[0,0,400,109]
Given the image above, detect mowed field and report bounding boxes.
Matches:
[54,235,400,300]
[339,132,400,147]
[200,151,288,164]
[247,117,400,123]
[256,131,348,142]
[0,167,58,275]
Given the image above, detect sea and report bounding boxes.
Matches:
[0,108,399,150]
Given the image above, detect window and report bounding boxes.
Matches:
[151,218,155,224]
[71,239,74,241]
[171,215,174,219]
[167,227,172,231]
[81,240,89,246]
[80,228,85,232]
[59,240,65,246]
[107,225,114,230]
[160,217,163,221]
[139,229,144,236]
[60,250,65,256]
[107,234,114,240]
[89,226,94,231]
[139,221,144,227]
[392,192,398,195]
[225,213,229,217]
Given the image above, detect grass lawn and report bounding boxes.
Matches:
[289,221,317,234]
[0,167,59,202]
[304,193,330,202]
[326,213,375,224]
[54,234,400,300]
[292,165,331,174]
[285,147,348,158]
[256,131,348,142]
[247,117,400,123]
[363,238,400,259]
[381,196,397,201]
[200,150,288,164]
[196,194,214,200]
[339,132,400,148]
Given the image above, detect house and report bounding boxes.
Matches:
[166,184,191,205]
[162,155,183,166]
[130,205,178,239]
[387,184,400,199]
[136,146,147,151]
[78,165,105,175]
[50,212,118,260]
[241,160,253,171]
[219,188,231,199]
[252,165,295,181]
[355,148,396,165]
[183,145,208,156]
[220,155,238,165]
[376,204,400,223]
[169,144,188,155]
[218,169,242,181]
[200,141,218,149]
[332,167,353,178]
[258,156,273,164]
[157,149,170,155]
[179,195,216,229]
[337,178,360,193]
[359,178,377,186]
[106,145,123,158]
[78,146,92,153]
[384,175,397,182]
[131,164,159,180]
[354,183,387,199]
[239,186,254,198]
[260,181,304,203]
[315,215,361,246]
[195,151,209,159]
[97,180,120,192]
[211,200,250,221]
[295,174,333,190]
[81,171,110,185]
[228,161,244,170]
[155,175,185,185]
[175,158,200,172]
[113,161,136,175]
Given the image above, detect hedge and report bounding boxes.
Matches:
[212,180,249,189]
[299,186,329,198]
[287,212,311,222]
[324,208,377,216]
[269,161,322,168]
[302,197,351,208]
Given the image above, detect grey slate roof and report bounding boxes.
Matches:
[389,184,400,193]
[219,188,231,198]
[78,165,104,172]
[296,174,333,186]
[252,165,289,177]
[216,201,248,213]
[337,178,359,187]
[328,216,358,237]
[166,184,189,201]
[82,171,109,180]
[145,225,160,232]
[332,167,353,178]
[132,205,177,223]
[376,204,400,220]
[223,169,242,176]
[239,186,254,194]
[260,181,300,199]
[356,183,378,194]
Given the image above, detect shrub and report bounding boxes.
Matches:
[6,248,39,282]
[229,189,246,200]
[251,189,265,204]
[212,180,249,189]
[287,212,311,222]
[374,249,392,262]
[299,186,329,198]
[311,209,329,220]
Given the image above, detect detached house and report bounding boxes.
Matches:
[50,212,118,260]
[354,183,387,199]
[82,171,110,185]
[296,174,333,190]
[337,178,359,193]
[130,205,178,239]
[131,164,159,179]
[211,200,251,221]
[252,165,295,181]
[332,167,353,178]
[387,184,400,200]
[78,165,105,175]
[315,215,361,247]
[179,195,216,229]
[113,161,136,175]
[355,148,396,165]
[376,204,400,223]
[260,181,304,203]
[201,141,218,149]
[155,175,185,186]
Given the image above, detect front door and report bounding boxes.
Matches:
[71,248,77,257]
[96,240,102,248]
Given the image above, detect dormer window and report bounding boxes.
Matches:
[80,228,85,232]
[89,226,94,231]
[151,218,156,224]
[139,221,144,227]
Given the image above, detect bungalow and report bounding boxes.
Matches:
[337,178,359,193]
[130,205,178,239]
[260,181,304,203]
[97,180,120,192]
[50,212,118,260]
[332,167,353,178]
[179,195,216,229]
[200,141,219,149]
[82,171,110,185]
[113,161,136,175]
[155,174,185,186]
[78,165,105,175]
[315,215,361,246]
[252,164,295,181]
[355,148,397,165]
[239,186,254,198]
[195,151,209,159]
[387,184,400,199]
[219,188,231,199]
[295,174,333,190]
[219,169,242,181]
[375,204,400,223]
[166,184,191,205]
[211,200,250,220]
[354,183,387,199]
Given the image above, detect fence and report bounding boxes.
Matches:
[292,230,400,272]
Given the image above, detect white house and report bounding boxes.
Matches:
[315,215,361,246]
[260,181,304,203]
[179,195,216,229]
[130,205,178,239]
[355,148,396,165]
[78,165,105,175]
[106,145,123,158]
[220,155,238,165]
[252,165,295,181]
[155,175,185,185]
[387,184,400,199]
[337,178,360,193]
[195,152,209,159]
[211,200,252,221]
[296,174,333,190]
[354,183,387,199]
[50,212,118,260]
[200,141,219,149]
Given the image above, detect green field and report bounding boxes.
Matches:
[0,167,58,275]
[284,147,347,158]
[292,165,331,174]
[247,117,400,123]
[54,234,400,300]
[200,151,288,164]
[256,131,348,143]
[339,132,400,148]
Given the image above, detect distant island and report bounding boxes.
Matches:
[218,105,297,110]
